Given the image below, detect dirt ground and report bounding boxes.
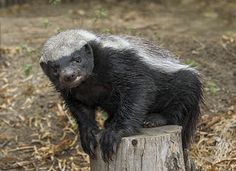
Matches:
[0,0,236,170]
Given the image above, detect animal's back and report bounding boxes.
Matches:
[95,31,192,73]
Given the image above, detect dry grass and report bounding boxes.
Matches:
[191,107,236,171]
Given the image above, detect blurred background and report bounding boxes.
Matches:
[0,0,235,170]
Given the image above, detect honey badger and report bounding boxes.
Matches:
[40,29,203,165]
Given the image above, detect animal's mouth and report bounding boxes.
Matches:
[61,75,84,88]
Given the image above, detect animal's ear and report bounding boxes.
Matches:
[40,61,48,74]
[83,43,93,56]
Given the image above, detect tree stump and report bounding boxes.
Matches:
[90,125,186,171]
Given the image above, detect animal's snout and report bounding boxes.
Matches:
[61,68,77,83]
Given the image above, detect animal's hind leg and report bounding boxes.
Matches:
[142,113,169,128]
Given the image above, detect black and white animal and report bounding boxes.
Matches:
[40,29,203,163]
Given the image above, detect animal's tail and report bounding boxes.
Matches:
[182,73,204,149]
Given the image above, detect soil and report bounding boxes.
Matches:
[0,0,235,170]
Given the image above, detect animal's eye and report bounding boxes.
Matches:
[51,63,59,75]
[73,57,82,63]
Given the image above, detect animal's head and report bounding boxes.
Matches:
[40,30,94,90]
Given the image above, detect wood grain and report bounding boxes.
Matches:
[91,125,185,171]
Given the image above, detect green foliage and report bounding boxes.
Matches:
[70,117,78,131]
[55,27,63,33]
[101,28,111,34]
[203,11,218,19]
[18,44,34,53]
[49,0,61,5]
[153,32,161,42]
[23,64,32,77]
[101,111,108,119]
[94,8,108,22]
[185,59,198,68]
[42,18,50,28]
[205,81,220,94]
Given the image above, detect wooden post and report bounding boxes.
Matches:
[90,125,186,171]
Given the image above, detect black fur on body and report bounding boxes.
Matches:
[40,30,203,165]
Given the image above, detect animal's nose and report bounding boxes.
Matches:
[61,68,77,82]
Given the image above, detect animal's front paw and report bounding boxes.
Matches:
[80,126,99,159]
[99,129,122,162]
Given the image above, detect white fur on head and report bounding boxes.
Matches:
[40,29,97,63]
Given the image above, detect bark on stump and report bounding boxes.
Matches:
[90,125,186,171]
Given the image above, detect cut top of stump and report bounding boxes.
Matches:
[91,125,185,171]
